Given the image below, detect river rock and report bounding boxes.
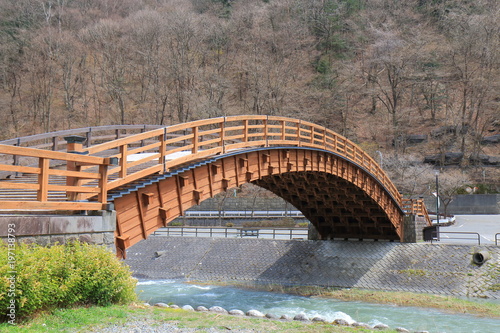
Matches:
[311,315,327,322]
[246,309,265,318]
[352,322,371,329]
[293,313,309,321]
[209,306,228,314]
[280,314,292,321]
[228,309,245,316]
[265,313,279,319]
[154,302,169,308]
[333,318,351,326]
[374,323,390,330]
[395,328,410,333]
[195,306,208,312]
[169,304,179,309]
[181,305,194,311]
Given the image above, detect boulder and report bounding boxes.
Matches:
[246,309,265,318]
[393,134,428,146]
[395,328,410,333]
[333,318,351,326]
[154,303,169,308]
[265,313,279,319]
[195,306,208,312]
[311,315,327,322]
[293,313,309,321]
[181,305,194,311]
[374,323,390,330]
[280,314,292,321]
[228,309,245,316]
[352,322,372,329]
[209,306,228,314]
[169,304,179,309]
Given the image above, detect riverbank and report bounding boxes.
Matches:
[0,304,398,333]
[2,286,499,332]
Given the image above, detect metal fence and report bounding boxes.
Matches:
[152,226,308,240]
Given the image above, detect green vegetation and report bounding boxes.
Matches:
[0,242,137,322]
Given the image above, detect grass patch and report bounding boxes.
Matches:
[0,304,393,332]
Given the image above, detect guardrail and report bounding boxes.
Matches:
[182,210,305,218]
[152,226,308,240]
[431,231,482,245]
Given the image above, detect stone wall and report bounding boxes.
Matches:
[0,211,116,247]
[125,237,500,299]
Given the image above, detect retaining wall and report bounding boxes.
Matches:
[125,237,500,299]
[0,211,116,247]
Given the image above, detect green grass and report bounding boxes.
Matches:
[0,305,392,332]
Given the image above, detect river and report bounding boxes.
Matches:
[136,280,500,333]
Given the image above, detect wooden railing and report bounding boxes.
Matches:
[401,198,432,226]
[0,145,115,210]
[0,116,402,211]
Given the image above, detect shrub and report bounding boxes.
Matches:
[0,241,136,321]
[225,222,234,227]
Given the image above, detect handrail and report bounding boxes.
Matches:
[0,144,114,210]
[81,115,401,203]
[0,116,402,211]
[432,231,481,245]
[401,198,432,226]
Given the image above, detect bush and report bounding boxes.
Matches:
[225,222,234,227]
[0,241,137,321]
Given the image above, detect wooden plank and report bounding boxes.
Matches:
[0,201,105,210]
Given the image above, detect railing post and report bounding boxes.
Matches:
[192,126,199,154]
[264,116,269,147]
[221,117,226,154]
[159,127,167,174]
[119,144,128,178]
[86,127,92,148]
[281,120,286,141]
[64,135,87,200]
[296,121,301,146]
[37,157,50,202]
[243,119,248,143]
[98,163,108,205]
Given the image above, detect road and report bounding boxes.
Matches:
[437,215,500,245]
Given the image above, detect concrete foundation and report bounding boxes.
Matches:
[0,210,116,247]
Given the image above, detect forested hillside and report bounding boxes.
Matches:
[0,0,498,195]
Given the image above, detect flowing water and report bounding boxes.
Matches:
[137,280,500,333]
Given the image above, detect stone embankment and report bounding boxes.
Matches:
[125,237,500,299]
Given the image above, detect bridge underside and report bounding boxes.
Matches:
[112,148,403,258]
[254,172,399,240]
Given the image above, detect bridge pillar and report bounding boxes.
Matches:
[0,210,116,249]
[402,214,429,242]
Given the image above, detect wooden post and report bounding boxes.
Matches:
[64,135,87,199]
[243,119,248,142]
[192,126,199,154]
[37,157,50,202]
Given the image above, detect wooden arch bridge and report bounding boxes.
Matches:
[0,116,430,257]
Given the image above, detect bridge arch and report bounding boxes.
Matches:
[0,116,428,258]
